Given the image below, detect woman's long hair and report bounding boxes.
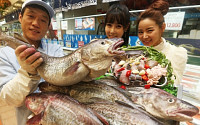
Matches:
[105,3,131,46]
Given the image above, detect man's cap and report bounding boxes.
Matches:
[22,0,54,19]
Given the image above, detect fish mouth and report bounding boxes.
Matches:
[25,97,44,115]
[168,108,199,121]
[27,112,43,124]
[108,39,125,55]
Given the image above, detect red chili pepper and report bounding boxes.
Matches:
[144,84,151,89]
[126,70,131,77]
[120,85,126,90]
[142,75,148,81]
[144,64,150,69]
[117,67,125,72]
[145,71,148,75]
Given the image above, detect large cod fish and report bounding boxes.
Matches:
[39,81,162,123]
[25,92,109,125]
[87,100,163,125]
[127,87,199,122]
[96,78,199,122]
[39,81,142,109]
[0,32,124,86]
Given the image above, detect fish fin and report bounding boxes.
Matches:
[83,57,112,71]
[88,97,113,104]
[82,77,93,82]
[38,82,50,92]
[115,100,145,110]
[38,82,69,94]
[111,86,132,97]
[126,87,143,92]
[111,86,148,110]
[63,62,80,76]
[91,110,109,125]
[14,32,29,43]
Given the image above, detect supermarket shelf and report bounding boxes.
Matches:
[180,64,200,125]
[181,64,200,102]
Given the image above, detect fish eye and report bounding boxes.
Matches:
[167,98,174,103]
[101,41,105,45]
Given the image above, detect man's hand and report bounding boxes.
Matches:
[15,45,43,75]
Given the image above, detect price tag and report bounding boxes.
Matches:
[61,21,68,30]
[52,22,57,30]
[164,12,185,30]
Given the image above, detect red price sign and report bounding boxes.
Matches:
[164,12,185,30]
[166,23,181,28]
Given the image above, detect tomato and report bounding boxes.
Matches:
[120,85,126,90]
[126,70,131,77]
[145,71,148,75]
[144,84,150,89]
[142,75,148,81]
[144,64,150,69]
[117,67,125,72]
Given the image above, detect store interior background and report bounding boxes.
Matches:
[1,0,200,57]
[0,0,200,125]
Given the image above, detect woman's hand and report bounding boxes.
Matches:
[15,45,43,75]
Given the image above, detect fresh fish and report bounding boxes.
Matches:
[127,87,199,121]
[87,78,199,123]
[38,81,162,123]
[95,77,141,87]
[87,100,163,125]
[39,81,135,106]
[39,81,137,108]
[0,32,124,86]
[25,92,108,125]
[95,78,124,87]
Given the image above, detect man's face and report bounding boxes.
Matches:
[19,7,49,45]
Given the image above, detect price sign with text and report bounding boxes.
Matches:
[164,12,185,30]
[52,22,57,30]
[61,21,68,30]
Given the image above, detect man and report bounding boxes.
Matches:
[0,0,63,124]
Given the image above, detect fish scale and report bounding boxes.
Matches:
[66,82,136,105]
[88,101,162,125]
